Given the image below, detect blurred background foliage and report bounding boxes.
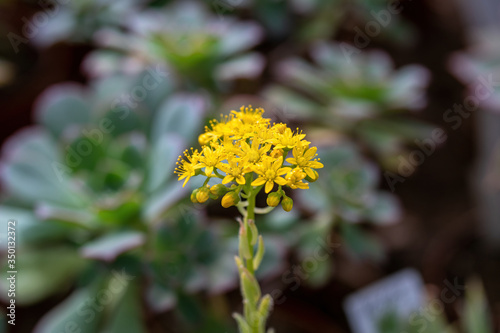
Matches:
[0,0,499,332]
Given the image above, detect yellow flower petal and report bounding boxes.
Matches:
[252,177,266,186]
[277,167,291,176]
[272,156,283,170]
[304,147,317,159]
[304,167,315,178]
[275,177,287,186]
[265,180,274,193]
[309,161,324,168]
[222,175,234,184]
[236,175,246,185]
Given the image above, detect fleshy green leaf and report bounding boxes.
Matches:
[253,236,265,271]
[0,129,85,207]
[233,313,252,333]
[147,133,184,193]
[34,84,92,138]
[0,248,87,305]
[341,223,384,261]
[103,282,147,333]
[463,278,492,333]
[215,53,265,81]
[143,180,187,223]
[80,231,145,262]
[151,94,206,144]
[217,21,263,56]
[146,283,177,313]
[33,288,101,333]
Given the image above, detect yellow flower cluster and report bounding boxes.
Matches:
[174,106,323,211]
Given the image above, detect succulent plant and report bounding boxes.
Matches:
[84,1,265,93]
[0,71,242,331]
[263,41,433,170]
[31,0,143,47]
[448,29,500,112]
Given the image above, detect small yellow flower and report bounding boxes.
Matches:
[231,105,269,126]
[251,156,290,193]
[219,159,247,185]
[175,149,201,187]
[240,139,270,165]
[286,144,324,179]
[284,168,309,190]
[200,116,230,144]
[271,127,309,150]
[198,145,225,176]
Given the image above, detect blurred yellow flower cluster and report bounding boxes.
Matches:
[174,105,323,211]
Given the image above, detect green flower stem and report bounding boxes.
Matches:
[245,189,256,275]
[234,185,273,333]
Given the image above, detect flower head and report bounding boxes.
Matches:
[174,105,323,211]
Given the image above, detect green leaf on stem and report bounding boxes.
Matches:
[257,294,273,331]
[248,219,259,246]
[463,278,492,333]
[253,236,265,271]
[240,270,261,307]
[239,222,252,260]
[233,313,252,333]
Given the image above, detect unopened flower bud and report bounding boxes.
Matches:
[281,195,293,212]
[198,133,212,146]
[274,123,286,134]
[210,183,227,197]
[266,192,281,207]
[221,191,240,208]
[270,149,283,159]
[196,187,210,203]
[190,189,199,203]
